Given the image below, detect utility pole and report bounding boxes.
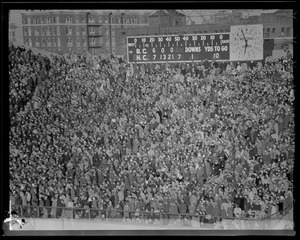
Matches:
[109,12,113,54]
[86,12,90,53]
[159,10,162,35]
[121,12,125,29]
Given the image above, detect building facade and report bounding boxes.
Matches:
[9,23,17,42]
[21,10,151,55]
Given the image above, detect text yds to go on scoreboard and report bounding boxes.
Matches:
[127,33,230,63]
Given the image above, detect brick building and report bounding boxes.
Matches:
[9,23,17,42]
[21,10,151,55]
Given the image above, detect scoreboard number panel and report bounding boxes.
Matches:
[127,33,230,63]
[127,24,263,63]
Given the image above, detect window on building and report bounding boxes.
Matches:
[32,17,36,24]
[100,37,104,44]
[215,30,218,33]
[53,37,56,47]
[82,26,86,35]
[66,26,72,35]
[134,18,137,24]
[76,16,79,23]
[272,28,275,34]
[76,26,80,35]
[24,28,28,36]
[47,16,52,24]
[57,37,61,47]
[67,37,72,46]
[131,17,134,24]
[77,37,80,47]
[28,38,32,46]
[47,37,51,47]
[46,26,50,36]
[34,27,39,36]
[117,16,121,24]
[23,17,28,25]
[287,27,290,36]
[267,28,270,33]
[281,27,285,36]
[28,27,32,36]
[90,27,95,34]
[24,38,28,45]
[66,16,72,24]
[99,26,103,35]
[35,38,39,47]
[56,16,59,24]
[81,16,85,23]
[90,37,96,45]
[88,15,95,23]
[28,17,31,24]
[52,17,56,24]
[57,26,60,36]
[82,37,86,46]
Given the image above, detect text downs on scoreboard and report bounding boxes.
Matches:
[127,33,230,63]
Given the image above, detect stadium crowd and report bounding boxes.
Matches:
[9,41,294,229]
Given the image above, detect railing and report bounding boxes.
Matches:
[11,202,293,230]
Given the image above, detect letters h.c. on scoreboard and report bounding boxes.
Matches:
[127,24,263,63]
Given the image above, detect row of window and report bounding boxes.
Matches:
[23,26,116,37]
[22,15,144,25]
[264,27,291,36]
[24,36,115,47]
[24,37,62,47]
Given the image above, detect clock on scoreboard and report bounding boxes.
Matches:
[230,24,263,61]
[127,33,230,63]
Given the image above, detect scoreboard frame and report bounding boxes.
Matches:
[127,32,231,64]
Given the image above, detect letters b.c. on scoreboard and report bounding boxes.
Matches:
[127,33,230,63]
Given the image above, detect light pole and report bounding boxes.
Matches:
[121,12,125,29]
[86,12,90,53]
[109,12,113,55]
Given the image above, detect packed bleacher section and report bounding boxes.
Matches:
[9,41,294,229]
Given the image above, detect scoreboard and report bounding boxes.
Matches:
[127,33,230,63]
